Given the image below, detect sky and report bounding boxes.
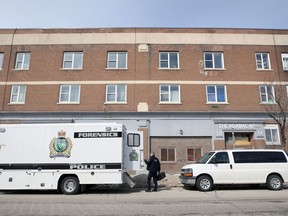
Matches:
[0,0,287,29]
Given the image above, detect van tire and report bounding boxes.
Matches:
[60,176,80,195]
[196,175,213,191]
[266,174,283,190]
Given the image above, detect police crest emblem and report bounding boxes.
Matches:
[129,150,139,161]
[49,130,72,158]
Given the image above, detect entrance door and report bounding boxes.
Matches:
[123,131,144,171]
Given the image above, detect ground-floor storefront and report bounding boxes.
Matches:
[0,111,285,174]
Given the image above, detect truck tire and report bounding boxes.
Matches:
[266,174,283,190]
[196,175,213,191]
[60,176,80,195]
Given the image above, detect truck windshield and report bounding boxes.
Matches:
[196,151,215,164]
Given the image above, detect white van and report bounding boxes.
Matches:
[179,149,288,191]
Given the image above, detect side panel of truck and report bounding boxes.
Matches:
[0,123,143,191]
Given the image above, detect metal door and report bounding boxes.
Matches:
[123,131,144,171]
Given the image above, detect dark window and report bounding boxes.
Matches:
[209,152,229,164]
[127,134,140,147]
[161,148,175,162]
[233,151,287,163]
[261,152,287,162]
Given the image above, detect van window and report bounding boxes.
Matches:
[209,152,229,164]
[196,151,215,164]
[261,152,287,162]
[233,151,287,163]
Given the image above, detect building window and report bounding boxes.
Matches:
[206,85,227,103]
[0,53,3,70]
[107,52,127,69]
[15,52,30,70]
[10,85,26,104]
[62,52,83,69]
[204,52,224,69]
[265,125,280,145]
[259,85,275,103]
[281,53,288,71]
[256,53,271,70]
[159,52,179,69]
[160,85,180,103]
[59,85,80,103]
[187,148,202,162]
[160,148,176,162]
[106,84,127,103]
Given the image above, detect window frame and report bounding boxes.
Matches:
[206,85,228,104]
[259,85,275,104]
[58,84,81,104]
[264,125,281,145]
[9,85,26,104]
[187,148,203,162]
[160,148,176,163]
[159,52,180,69]
[0,53,3,70]
[127,133,140,147]
[107,52,128,69]
[255,53,271,70]
[105,84,127,104]
[204,52,224,70]
[14,52,30,70]
[62,52,83,70]
[159,84,181,104]
[281,53,288,71]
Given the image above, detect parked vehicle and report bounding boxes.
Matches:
[179,149,288,191]
[0,123,143,194]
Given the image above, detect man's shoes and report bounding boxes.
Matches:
[145,189,151,192]
[152,189,157,192]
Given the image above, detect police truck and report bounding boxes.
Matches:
[0,123,143,194]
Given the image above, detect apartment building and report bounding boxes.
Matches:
[0,28,288,173]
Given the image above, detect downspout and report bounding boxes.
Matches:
[147,119,151,155]
[1,28,16,116]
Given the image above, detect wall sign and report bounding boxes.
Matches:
[218,124,257,130]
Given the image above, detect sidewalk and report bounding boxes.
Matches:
[132,174,181,188]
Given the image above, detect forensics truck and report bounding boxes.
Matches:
[0,123,143,194]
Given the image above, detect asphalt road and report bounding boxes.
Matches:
[1,185,288,216]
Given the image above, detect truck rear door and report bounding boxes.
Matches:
[123,131,144,171]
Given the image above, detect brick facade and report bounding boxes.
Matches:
[0,28,288,174]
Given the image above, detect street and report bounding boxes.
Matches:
[1,185,288,216]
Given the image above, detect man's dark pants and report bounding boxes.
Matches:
[147,171,158,191]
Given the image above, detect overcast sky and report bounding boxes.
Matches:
[0,0,287,29]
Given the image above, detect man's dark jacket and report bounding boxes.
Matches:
[145,155,161,172]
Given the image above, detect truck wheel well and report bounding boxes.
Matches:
[58,174,79,190]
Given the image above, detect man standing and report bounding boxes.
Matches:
[144,152,161,192]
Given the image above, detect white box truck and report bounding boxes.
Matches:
[0,123,143,194]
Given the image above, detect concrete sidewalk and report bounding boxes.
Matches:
[131,173,181,188]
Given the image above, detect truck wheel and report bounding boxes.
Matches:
[196,175,213,191]
[267,174,283,190]
[61,176,80,195]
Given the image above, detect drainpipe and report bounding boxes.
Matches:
[1,28,17,114]
[147,119,151,155]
